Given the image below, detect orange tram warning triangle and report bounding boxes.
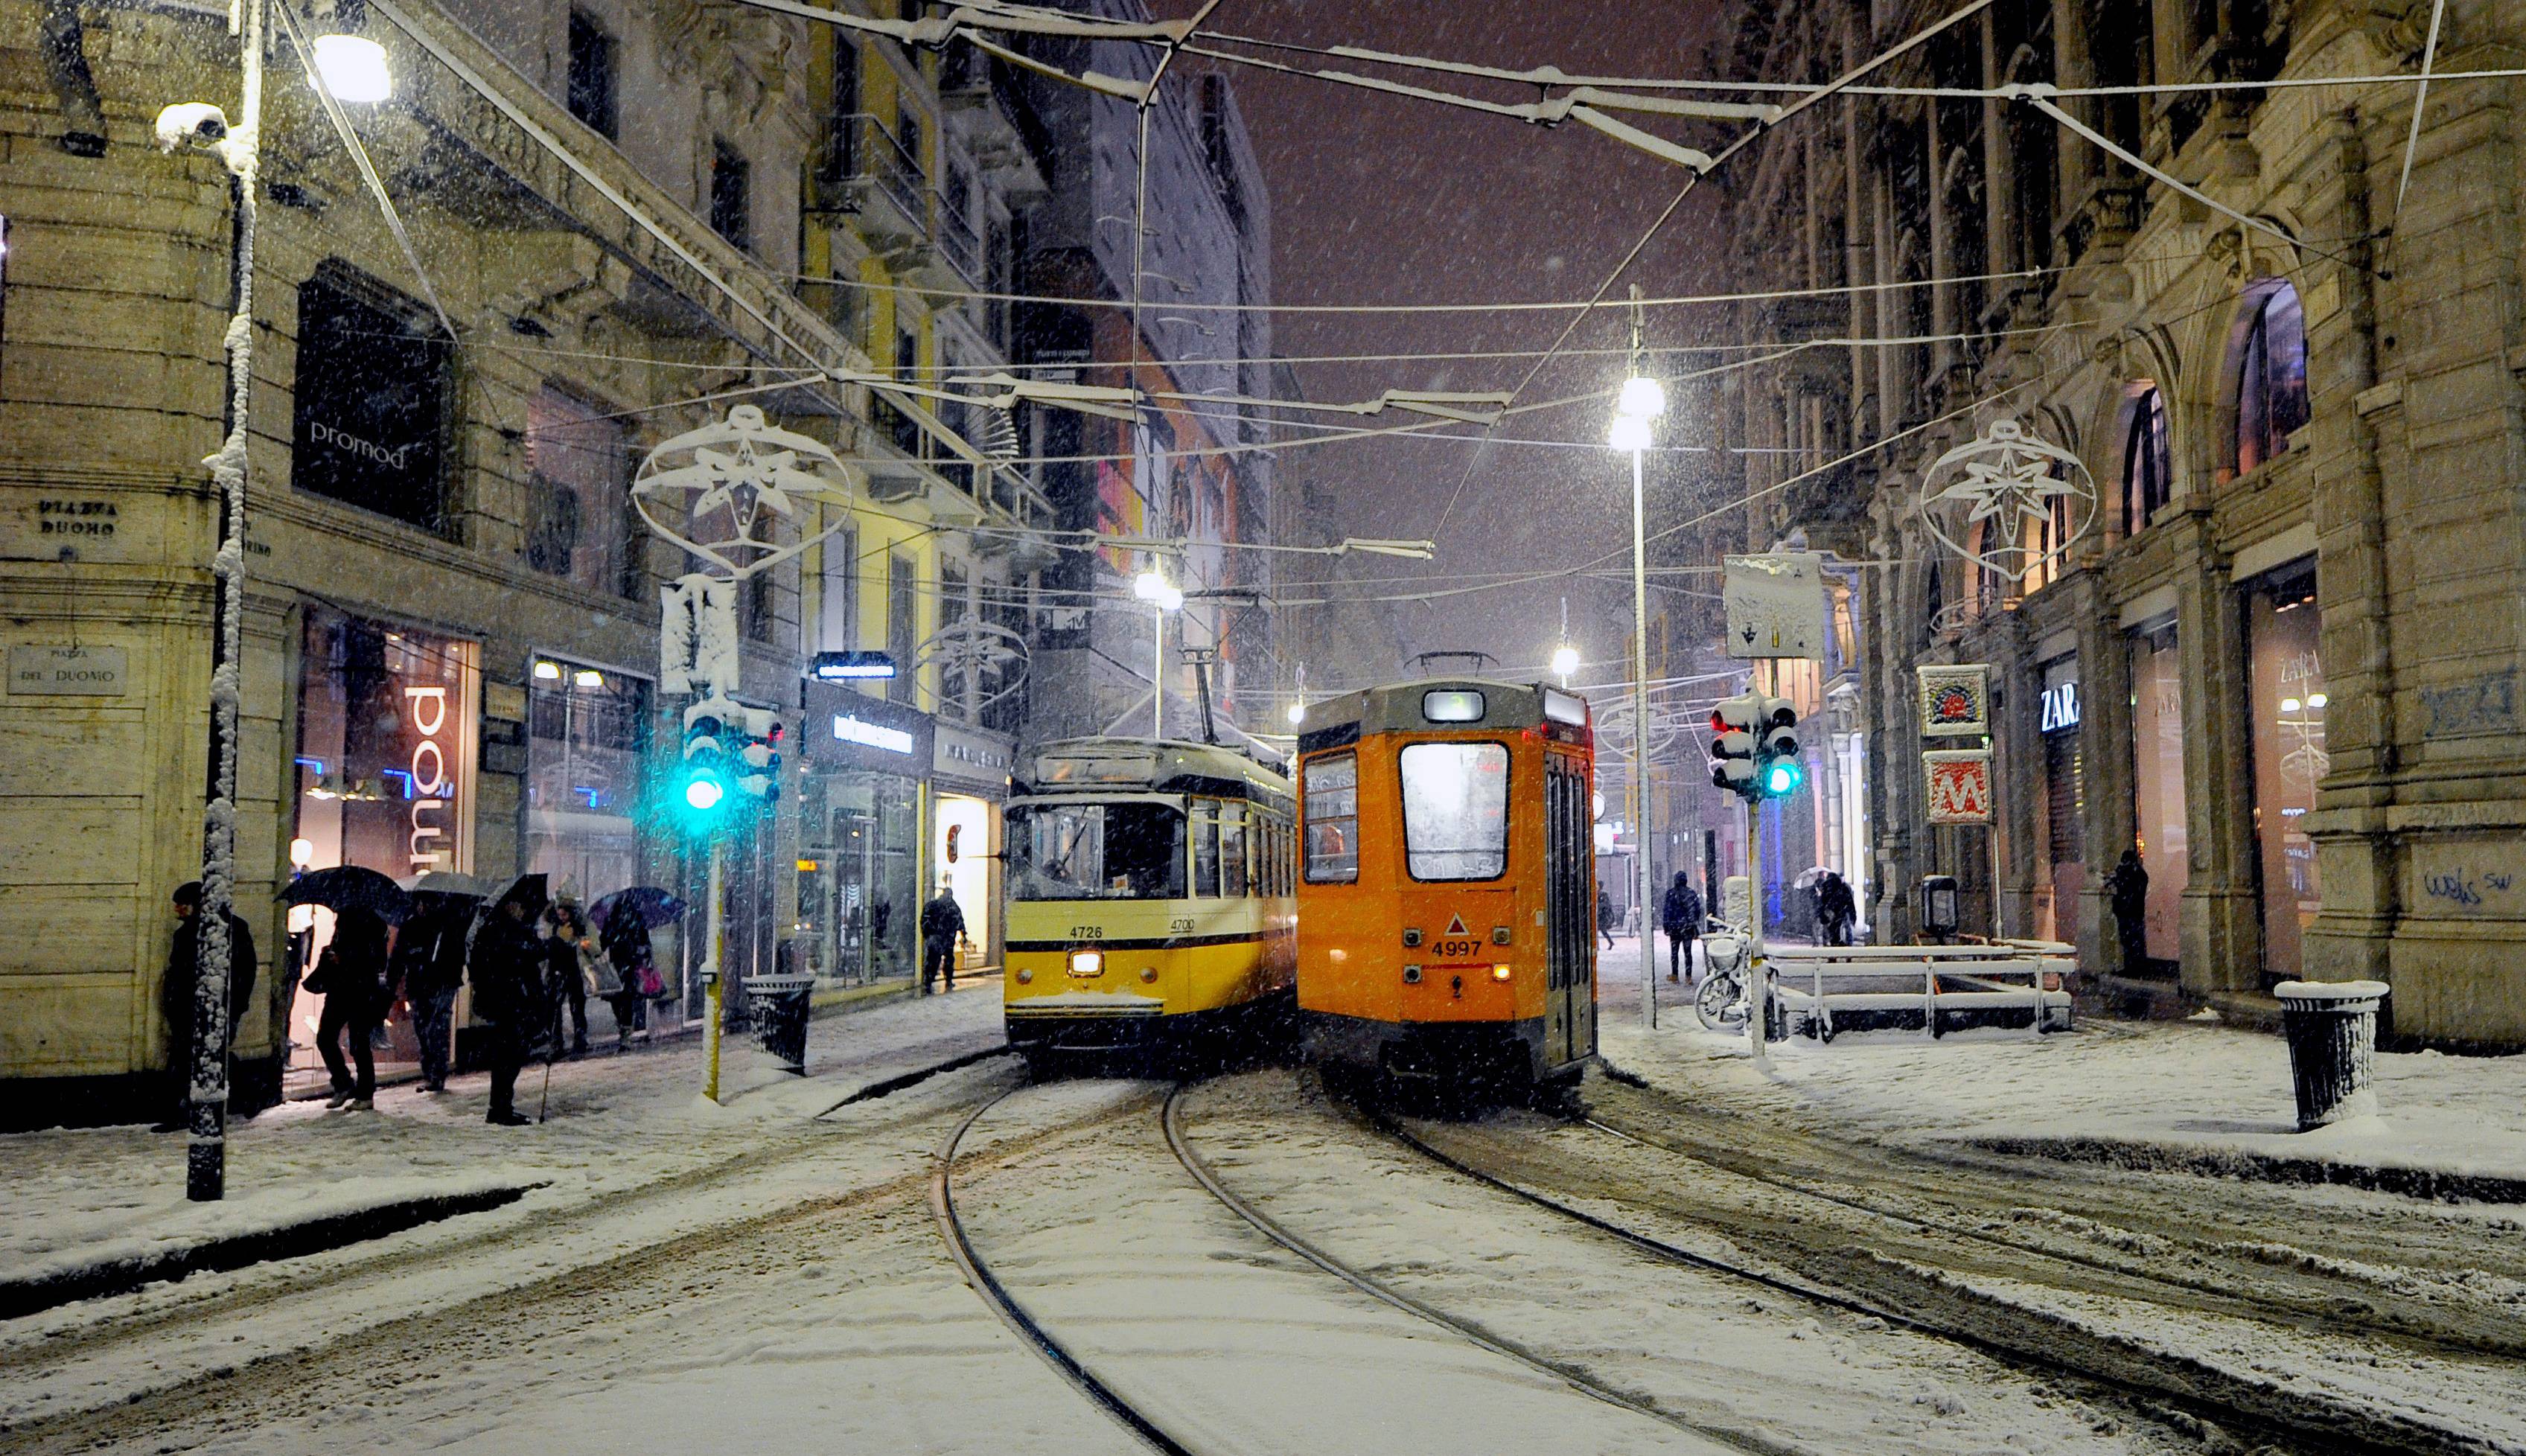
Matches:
[1444,913,1469,936]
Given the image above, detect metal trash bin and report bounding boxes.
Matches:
[746,971,816,1074]
[2274,980,2390,1130]
[1919,875,1959,940]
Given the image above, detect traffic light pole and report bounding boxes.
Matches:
[1745,794,1770,1069]
[703,834,725,1102]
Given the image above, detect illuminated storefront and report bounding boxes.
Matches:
[287,607,477,1081]
[931,721,1016,973]
[2036,657,2085,943]
[2125,621,2187,971]
[2247,561,2325,984]
[795,684,929,984]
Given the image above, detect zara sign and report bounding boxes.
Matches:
[2040,680,2081,735]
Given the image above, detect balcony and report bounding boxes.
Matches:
[811,114,929,250]
[931,187,984,290]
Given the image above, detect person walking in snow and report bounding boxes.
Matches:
[544,898,596,1059]
[1598,885,1618,950]
[1659,872,1703,983]
[1815,872,1857,947]
[919,882,965,994]
[157,881,257,1130]
[469,886,547,1126]
[392,896,470,1093]
[311,907,390,1110]
[599,912,660,1050]
[2105,849,2150,975]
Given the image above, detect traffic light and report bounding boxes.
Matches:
[1756,696,1805,799]
[679,698,734,827]
[1709,694,1761,798]
[735,707,784,802]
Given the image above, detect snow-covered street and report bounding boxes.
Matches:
[4,950,2522,1455]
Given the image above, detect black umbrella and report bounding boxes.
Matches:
[282,865,414,923]
[591,886,685,932]
[491,872,550,922]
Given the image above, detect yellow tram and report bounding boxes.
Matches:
[1295,680,1598,1095]
[1002,738,1298,1070]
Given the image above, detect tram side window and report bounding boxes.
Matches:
[1194,802,1222,897]
[1399,741,1510,881]
[1219,805,1248,896]
[1304,753,1359,884]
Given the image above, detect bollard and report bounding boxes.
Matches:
[2274,980,2390,1131]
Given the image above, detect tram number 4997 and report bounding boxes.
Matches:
[1434,938,1480,960]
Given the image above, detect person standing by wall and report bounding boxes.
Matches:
[919,881,965,994]
[156,882,257,1131]
[392,896,470,1093]
[545,898,596,1058]
[468,884,547,1126]
[2105,849,2149,974]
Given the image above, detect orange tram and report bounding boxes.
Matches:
[1293,679,1599,1096]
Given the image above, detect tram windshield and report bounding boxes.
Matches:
[1008,801,1188,900]
[1400,741,1510,880]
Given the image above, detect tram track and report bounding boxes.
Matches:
[1158,1083,1818,1456]
[1573,1102,2526,1364]
[931,1086,1196,1456]
[1373,1094,2515,1456]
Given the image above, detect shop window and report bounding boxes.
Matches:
[2247,563,2325,982]
[2125,623,2187,966]
[709,138,752,251]
[2039,660,2085,941]
[1303,753,1359,884]
[524,656,652,903]
[2227,281,2309,476]
[524,386,627,596]
[567,9,617,140]
[2122,383,2172,535]
[291,262,450,532]
[742,571,773,641]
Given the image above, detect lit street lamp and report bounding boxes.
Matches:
[1610,286,1665,1029]
[1135,569,1183,737]
[1551,644,1581,685]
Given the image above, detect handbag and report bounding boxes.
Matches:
[302,945,337,997]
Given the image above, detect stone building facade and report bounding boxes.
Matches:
[1698,0,2526,1046]
[0,0,1045,1123]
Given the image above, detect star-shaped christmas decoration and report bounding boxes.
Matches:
[633,405,851,578]
[1917,417,2096,584]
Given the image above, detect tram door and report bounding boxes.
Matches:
[1543,750,1596,1064]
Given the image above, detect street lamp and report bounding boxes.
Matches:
[1610,289,1661,1030]
[1286,700,1306,726]
[1135,569,1182,737]
[1551,644,1581,685]
[310,0,391,103]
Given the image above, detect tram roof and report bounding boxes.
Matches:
[1016,736,1294,799]
[1295,677,1593,752]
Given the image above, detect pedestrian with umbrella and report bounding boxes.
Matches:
[282,867,409,1111]
[593,887,680,1050]
[468,874,548,1126]
[393,872,485,1093]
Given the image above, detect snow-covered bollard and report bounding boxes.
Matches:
[2274,980,2391,1130]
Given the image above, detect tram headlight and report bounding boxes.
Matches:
[1015,968,1033,984]
[1140,966,1160,983]
[1491,964,1513,983]
[1067,949,1103,978]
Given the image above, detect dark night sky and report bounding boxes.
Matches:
[1168,2,1740,690]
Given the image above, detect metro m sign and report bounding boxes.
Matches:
[1923,750,1993,824]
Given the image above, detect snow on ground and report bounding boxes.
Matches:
[954,1078,1716,1455]
[1595,936,2526,1190]
[1179,1070,2187,1455]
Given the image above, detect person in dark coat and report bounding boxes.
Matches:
[1597,885,1618,949]
[2105,849,2150,974]
[599,912,658,1050]
[312,907,390,1109]
[391,896,471,1093]
[1658,872,1704,983]
[1814,872,1857,947]
[544,900,594,1058]
[469,884,547,1125]
[919,883,965,994]
[158,881,258,1130]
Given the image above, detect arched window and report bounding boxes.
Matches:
[2122,382,2172,534]
[2229,281,2309,476]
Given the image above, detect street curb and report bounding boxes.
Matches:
[0,1181,543,1321]
[1959,1134,2526,1206]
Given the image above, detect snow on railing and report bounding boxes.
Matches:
[1764,940,2075,1041]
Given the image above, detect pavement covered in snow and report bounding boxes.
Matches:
[1595,935,2526,1192]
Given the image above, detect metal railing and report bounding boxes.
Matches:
[815,113,927,232]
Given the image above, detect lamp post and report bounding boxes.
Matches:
[1551,644,1581,686]
[1610,290,1665,1031]
[1135,569,1183,738]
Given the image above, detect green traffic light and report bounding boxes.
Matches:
[683,771,726,813]
[1763,759,1804,797]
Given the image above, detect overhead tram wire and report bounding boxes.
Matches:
[1426,0,2002,537]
